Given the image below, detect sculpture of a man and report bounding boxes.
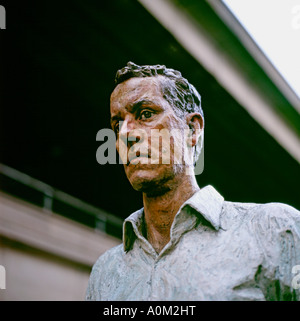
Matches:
[86,62,300,301]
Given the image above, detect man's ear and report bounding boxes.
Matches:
[185,113,204,147]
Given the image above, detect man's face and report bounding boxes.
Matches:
[110,76,191,195]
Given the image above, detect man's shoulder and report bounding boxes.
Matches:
[92,243,124,271]
[252,201,300,229]
[86,243,124,301]
[224,199,300,229]
[225,199,299,213]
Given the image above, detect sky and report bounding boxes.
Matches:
[223,0,300,99]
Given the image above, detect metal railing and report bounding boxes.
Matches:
[0,163,123,239]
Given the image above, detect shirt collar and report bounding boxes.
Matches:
[123,185,224,252]
[183,184,224,230]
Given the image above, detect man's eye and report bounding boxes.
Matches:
[114,123,120,133]
[140,110,154,120]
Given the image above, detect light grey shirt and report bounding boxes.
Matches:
[86,185,300,301]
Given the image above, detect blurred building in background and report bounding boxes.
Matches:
[0,164,121,300]
[1,0,299,300]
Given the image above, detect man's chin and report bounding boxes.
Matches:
[127,168,159,192]
[125,165,175,195]
[131,179,171,196]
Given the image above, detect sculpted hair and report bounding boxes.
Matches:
[114,61,204,163]
[114,62,204,118]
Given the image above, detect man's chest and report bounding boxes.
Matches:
[99,229,266,300]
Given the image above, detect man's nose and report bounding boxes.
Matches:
[119,119,143,147]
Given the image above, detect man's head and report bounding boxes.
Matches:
[110,62,204,195]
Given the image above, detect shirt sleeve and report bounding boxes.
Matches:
[85,263,98,301]
[85,254,105,301]
[252,202,300,301]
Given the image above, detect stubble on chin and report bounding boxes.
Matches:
[125,163,185,196]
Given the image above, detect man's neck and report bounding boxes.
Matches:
[142,174,200,254]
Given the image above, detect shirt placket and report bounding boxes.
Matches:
[148,206,199,299]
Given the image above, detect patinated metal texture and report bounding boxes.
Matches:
[86,185,300,301]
